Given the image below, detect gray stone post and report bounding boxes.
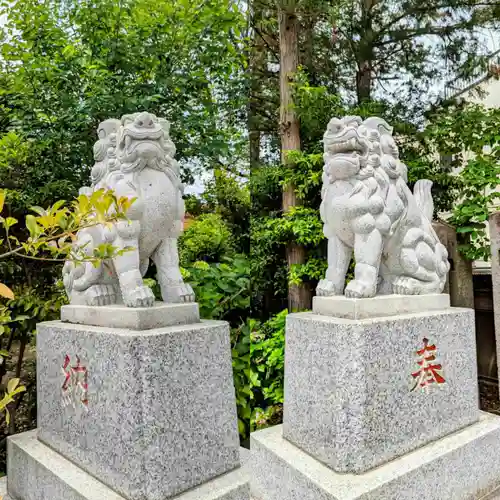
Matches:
[433,220,474,308]
[489,212,500,385]
[251,295,500,499]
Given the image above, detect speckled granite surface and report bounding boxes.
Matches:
[251,413,500,500]
[482,487,500,500]
[34,319,241,500]
[312,293,450,319]
[283,308,479,473]
[61,302,200,330]
[6,431,249,500]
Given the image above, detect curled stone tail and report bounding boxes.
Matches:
[413,179,434,221]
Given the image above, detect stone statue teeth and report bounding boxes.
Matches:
[63,111,194,307]
[316,115,450,298]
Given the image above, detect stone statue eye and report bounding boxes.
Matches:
[137,120,143,126]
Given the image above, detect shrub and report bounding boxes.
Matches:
[250,310,287,430]
[179,213,235,266]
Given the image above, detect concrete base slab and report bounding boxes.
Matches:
[6,431,249,500]
[251,412,500,500]
[312,293,450,319]
[61,301,200,330]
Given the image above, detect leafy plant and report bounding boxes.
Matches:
[250,310,287,431]
[415,102,500,260]
[231,319,251,441]
[0,187,130,439]
[0,286,65,434]
[451,157,500,261]
[182,256,250,324]
[179,214,235,266]
[0,187,135,297]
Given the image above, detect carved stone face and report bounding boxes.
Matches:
[324,116,370,158]
[323,116,373,181]
[380,133,399,159]
[117,112,166,171]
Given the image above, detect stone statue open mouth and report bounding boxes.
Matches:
[325,129,369,156]
[318,115,450,299]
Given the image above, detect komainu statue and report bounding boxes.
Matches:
[62,112,195,307]
[317,116,450,298]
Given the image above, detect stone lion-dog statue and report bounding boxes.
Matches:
[317,116,450,298]
[62,111,194,307]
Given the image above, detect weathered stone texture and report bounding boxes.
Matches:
[251,413,500,500]
[36,319,240,499]
[283,308,478,473]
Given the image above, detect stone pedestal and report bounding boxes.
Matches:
[251,295,500,499]
[252,414,500,500]
[7,303,250,500]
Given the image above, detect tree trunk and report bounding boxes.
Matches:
[279,0,311,311]
[356,59,372,103]
[249,10,265,170]
[301,15,317,86]
[356,0,374,104]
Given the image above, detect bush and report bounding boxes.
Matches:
[182,256,249,322]
[179,213,235,266]
[231,319,251,441]
[250,310,287,430]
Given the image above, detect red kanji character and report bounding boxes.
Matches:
[61,355,89,409]
[411,337,445,392]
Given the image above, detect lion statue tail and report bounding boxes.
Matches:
[413,179,434,222]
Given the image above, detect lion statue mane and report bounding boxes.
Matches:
[317,115,450,298]
[62,111,194,307]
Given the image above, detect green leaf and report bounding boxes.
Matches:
[237,418,246,436]
[4,217,17,229]
[51,199,66,212]
[7,378,20,394]
[12,315,30,322]
[25,214,38,237]
[30,206,47,216]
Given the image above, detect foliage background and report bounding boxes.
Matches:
[0,0,251,466]
[0,0,500,466]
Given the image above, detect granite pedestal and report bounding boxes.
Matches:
[251,413,500,500]
[7,303,250,500]
[250,295,500,499]
[6,431,249,500]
